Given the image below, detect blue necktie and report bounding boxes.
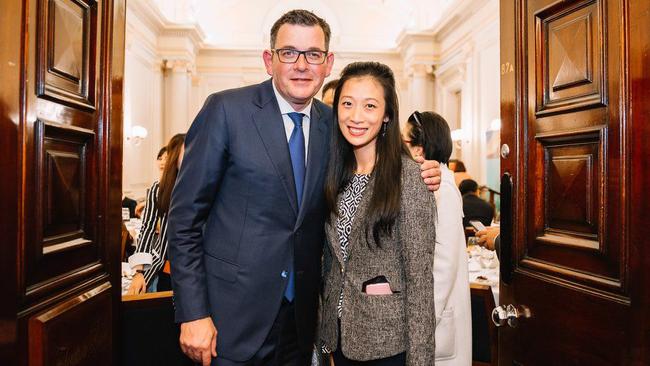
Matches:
[284,112,305,301]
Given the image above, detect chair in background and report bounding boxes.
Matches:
[120,222,132,262]
[471,283,498,366]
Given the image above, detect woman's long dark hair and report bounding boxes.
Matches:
[324,62,409,246]
[157,133,185,213]
[406,111,453,164]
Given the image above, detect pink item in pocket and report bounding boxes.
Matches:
[365,283,393,295]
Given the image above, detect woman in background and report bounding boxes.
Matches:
[127,133,185,294]
[402,111,471,365]
[320,62,436,365]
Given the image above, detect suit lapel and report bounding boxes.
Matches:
[251,80,298,215]
[295,103,328,228]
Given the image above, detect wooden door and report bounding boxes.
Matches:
[0,0,125,364]
[499,0,650,364]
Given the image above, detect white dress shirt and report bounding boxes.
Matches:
[272,81,311,163]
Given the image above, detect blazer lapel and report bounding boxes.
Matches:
[251,80,298,215]
[295,103,328,228]
[325,219,342,264]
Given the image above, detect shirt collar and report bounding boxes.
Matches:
[271,80,312,119]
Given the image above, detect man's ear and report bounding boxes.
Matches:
[263,50,274,76]
[324,52,335,77]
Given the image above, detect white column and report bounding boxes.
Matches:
[396,32,436,119]
[162,59,194,142]
[407,63,435,113]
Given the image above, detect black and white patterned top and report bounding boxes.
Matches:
[336,173,371,317]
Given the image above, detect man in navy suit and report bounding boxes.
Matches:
[167,10,441,366]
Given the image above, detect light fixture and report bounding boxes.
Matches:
[126,125,148,146]
[489,118,501,131]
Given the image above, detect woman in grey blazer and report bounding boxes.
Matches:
[320,62,436,365]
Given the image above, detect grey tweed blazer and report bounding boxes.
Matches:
[320,157,436,365]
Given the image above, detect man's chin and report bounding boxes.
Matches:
[288,91,317,104]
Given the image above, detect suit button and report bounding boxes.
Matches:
[281,271,288,278]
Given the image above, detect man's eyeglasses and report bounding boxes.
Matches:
[272,48,329,65]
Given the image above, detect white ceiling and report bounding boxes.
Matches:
[150,0,460,52]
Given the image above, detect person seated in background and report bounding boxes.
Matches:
[402,110,472,365]
[451,159,472,187]
[126,134,185,294]
[459,178,494,228]
[122,195,138,218]
[320,78,338,106]
[448,158,458,171]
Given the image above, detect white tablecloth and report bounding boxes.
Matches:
[468,247,500,305]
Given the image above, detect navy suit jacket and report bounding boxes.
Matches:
[167,79,332,361]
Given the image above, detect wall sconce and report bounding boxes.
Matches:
[451,128,469,150]
[489,118,501,131]
[126,125,148,146]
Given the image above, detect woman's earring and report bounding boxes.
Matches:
[381,122,388,137]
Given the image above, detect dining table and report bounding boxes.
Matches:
[467,245,500,305]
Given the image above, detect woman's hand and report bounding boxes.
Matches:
[127,273,146,295]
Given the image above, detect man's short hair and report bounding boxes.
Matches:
[322,79,339,98]
[270,9,331,50]
[459,179,479,196]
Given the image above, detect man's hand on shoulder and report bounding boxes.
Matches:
[415,156,442,192]
[180,316,218,366]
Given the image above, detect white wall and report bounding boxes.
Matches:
[432,0,500,188]
[123,4,165,199]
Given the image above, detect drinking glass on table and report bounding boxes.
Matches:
[467,236,480,257]
[480,249,495,269]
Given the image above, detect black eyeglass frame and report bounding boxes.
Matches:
[271,48,329,65]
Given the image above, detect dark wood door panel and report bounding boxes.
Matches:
[23,120,104,300]
[28,282,112,366]
[535,0,606,116]
[499,0,649,363]
[0,0,124,363]
[20,0,105,306]
[512,274,628,366]
[37,0,98,110]
[522,0,626,297]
